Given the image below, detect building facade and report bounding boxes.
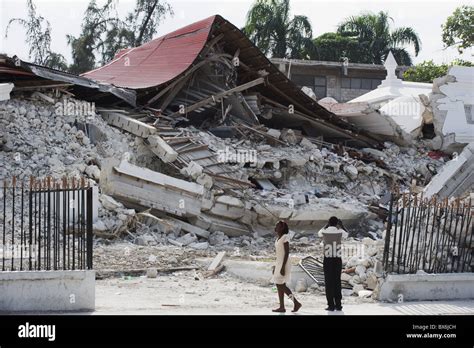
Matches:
[271,58,407,102]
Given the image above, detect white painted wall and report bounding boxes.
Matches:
[0,270,95,312]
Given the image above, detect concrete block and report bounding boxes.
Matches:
[180,161,203,179]
[288,156,307,167]
[0,83,14,101]
[167,216,210,239]
[196,173,213,189]
[379,273,474,301]
[343,164,359,179]
[292,193,307,206]
[146,268,158,278]
[266,128,281,139]
[188,215,212,230]
[100,111,156,138]
[208,216,251,237]
[300,137,315,149]
[210,195,245,220]
[176,233,198,246]
[147,135,178,163]
[189,242,209,250]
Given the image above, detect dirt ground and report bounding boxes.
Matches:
[93,238,324,272]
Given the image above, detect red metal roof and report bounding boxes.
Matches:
[82,16,216,89]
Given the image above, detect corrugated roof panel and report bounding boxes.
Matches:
[82,16,216,89]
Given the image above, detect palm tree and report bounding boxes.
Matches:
[244,0,314,59]
[338,11,421,65]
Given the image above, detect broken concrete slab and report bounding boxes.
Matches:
[188,214,213,230]
[100,158,204,217]
[100,111,157,138]
[207,214,251,237]
[136,211,179,234]
[147,135,178,163]
[189,241,209,250]
[166,216,210,239]
[209,195,245,220]
[423,142,474,199]
[176,233,198,246]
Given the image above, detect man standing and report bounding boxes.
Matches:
[318,216,348,311]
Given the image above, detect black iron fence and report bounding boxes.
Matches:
[383,193,473,274]
[1,176,93,271]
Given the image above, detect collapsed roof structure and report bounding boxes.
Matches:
[0,54,135,105]
[82,15,381,148]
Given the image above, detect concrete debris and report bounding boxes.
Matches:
[423,142,474,199]
[147,135,178,163]
[0,83,14,101]
[208,251,226,271]
[146,268,158,278]
[295,279,308,293]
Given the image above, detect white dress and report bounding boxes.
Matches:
[271,234,292,285]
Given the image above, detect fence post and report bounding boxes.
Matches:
[86,187,93,270]
[383,194,394,270]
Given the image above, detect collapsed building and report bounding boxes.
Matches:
[0,15,472,298]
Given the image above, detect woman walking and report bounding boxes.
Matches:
[271,220,302,313]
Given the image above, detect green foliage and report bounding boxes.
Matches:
[403,59,473,83]
[5,0,67,70]
[337,11,421,65]
[442,5,474,54]
[67,0,173,74]
[312,32,364,62]
[244,0,314,59]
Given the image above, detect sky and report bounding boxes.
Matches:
[0,0,472,66]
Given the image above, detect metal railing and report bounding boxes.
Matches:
[1,176,93,271]
[383,193,473,274]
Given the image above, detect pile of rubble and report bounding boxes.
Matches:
[0,93,154,237]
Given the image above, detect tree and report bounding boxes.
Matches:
[442,5,474,54]
[338,11,421,65]
[244,0,314,59]
[312,32,364,62]
[67,0,173,74]
[403,59,473,83]
[5,0,67,70]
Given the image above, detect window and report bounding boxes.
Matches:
[342,77,382,90]
[350,78,361,89]
[371,79,382,89]
[291,74,327,99]
[291,74,314,87]
[361,78,372,89]
[341,77,351,89]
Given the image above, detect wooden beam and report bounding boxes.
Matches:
[166,77,265,119]
[236,123,287,145]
